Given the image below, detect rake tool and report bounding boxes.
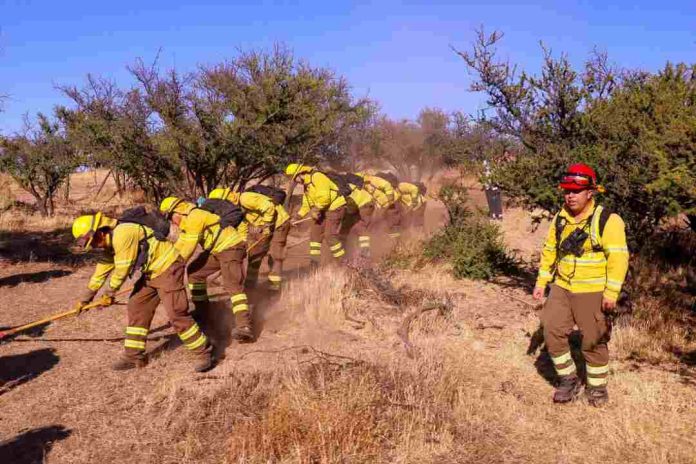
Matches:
[0,286,132,340]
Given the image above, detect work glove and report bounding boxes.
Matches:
[96,289,117,307]
[78,288,97,305]
[71,300,89,316]
[310,208,323,222]
[72,288,97,315]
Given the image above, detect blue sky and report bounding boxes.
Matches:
[1,0,695,133]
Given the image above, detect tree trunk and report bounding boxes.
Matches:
[34,194,48,217]
[63,176,71,202]
[48,195,55,216]
[112,171,124,198]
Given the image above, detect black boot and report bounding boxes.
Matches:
[585,386,609,407]
[192,345,215,373]
[553,375,581,403]
[112,355,148,371]
[231,309,255,343]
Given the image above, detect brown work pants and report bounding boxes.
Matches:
[541,284,609,386]
[268,221,291,289]
[125,258,209,359]
[309,206,346,263]
[246,227,272,288]
[187,245,248,315]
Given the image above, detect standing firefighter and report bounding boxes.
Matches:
[532,163,629,406]
[159,197,253,343]
[207,188,276,289]
[71,209,214,372]
[285,163,347,266]
[483,159,503,220]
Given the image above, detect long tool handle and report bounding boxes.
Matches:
[0,286,132,340]
[245,216,310,255]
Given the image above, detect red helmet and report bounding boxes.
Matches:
[559,163,598,191]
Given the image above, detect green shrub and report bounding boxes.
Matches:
[424,184,518,280]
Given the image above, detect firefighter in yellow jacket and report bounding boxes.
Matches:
[71,211,213,372]
[357,172,400,239]
[261,188,292,291]
[208,188,276,289]
[532,163,629,406]
[285,163,347,265]
[341,173,375,259]
[398,181,422,229]
[159,197,253,342]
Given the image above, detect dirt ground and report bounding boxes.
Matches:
[1,172,695,463]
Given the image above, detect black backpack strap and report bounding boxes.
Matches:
[598,207,612,236]
[554,213,565,252]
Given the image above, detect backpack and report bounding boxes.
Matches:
[322,171,352,197]
[343,173,365,189]
[119,206,170,240]
[376,171,400,188]
[555,206,612,253]
[199,198,245,229]
[247,185,287,205]
[118,206,171,276]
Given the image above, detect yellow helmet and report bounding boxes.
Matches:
[284,163,313,178]
[159,196,194,217]
[208,187,239,203]
[72,212,116,249]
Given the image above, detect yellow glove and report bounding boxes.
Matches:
[71,300,89,316]
[96,290,116,307]
[262,226,272,237]
[310,208,323,222]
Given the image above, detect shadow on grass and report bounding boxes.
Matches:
[0,269,73,288]
[0,425,72,464]
[0,348,59,396]
[0,228,94,265]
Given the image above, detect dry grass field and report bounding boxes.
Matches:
[1,170,695,463]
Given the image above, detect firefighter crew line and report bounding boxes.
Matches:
[68,161,626,408]
[69,165,427,373]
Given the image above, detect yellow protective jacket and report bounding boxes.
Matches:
[275,204,290,228]
[238,192,276,227]
[535,201,629,302]
[174,208,244,262]
[360,174,395,208]
[297,171,347,217]
[87,223,180,292]
[349,185,374,209]
[236,191,276,241]
[398,182,421,209]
